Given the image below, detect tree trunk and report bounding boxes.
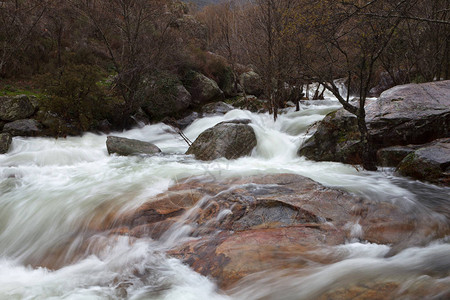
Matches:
[357,109,377,171]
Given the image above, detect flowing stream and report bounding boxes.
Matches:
[1,96,449,299]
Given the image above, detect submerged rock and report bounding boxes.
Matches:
[106,136,161,156]
[397,138,450,186]
[186,119,257,160]
[3,119,42,136]
[108,174,447,289]
[299,81,450,166]
[0,95,35,121]
[0,132,12,154]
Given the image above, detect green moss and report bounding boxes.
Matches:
[0,87,46,99]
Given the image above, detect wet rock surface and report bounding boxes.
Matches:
[397,138,450,186]
[201,101,234,115]
[186,119,257,160]
[377,145,416,167]
[3,119,42,136]
[106,136,161,156]
[299,81,450,168]
[298,109,361,164]
[108,174,448,289]
[0,132,12,154]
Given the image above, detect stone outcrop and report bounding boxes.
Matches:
[299,81,450,166]
[186,119,257,160]
[185,71,223,105]
[0,95,35,121]
[3,119,42,136]
[106,136,161,156]
[240,71,263,96]
[106,174,448,289]
[0,132,12,154]
[397,138,450,186]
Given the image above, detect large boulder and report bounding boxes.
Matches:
[397,138,450,186]
[0,95,35,121]
[0,132,12,154]
[3,119,42,136]
[105,174,447,290]
[299,81,450,164]
[141,83,192,120]
[186,119,257,160]
[106,136,161,156]
[366,80,450,146]
[298,109,362,164]
[184,71,223,106]
[240,71,263,96]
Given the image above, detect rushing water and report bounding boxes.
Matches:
[1,98,449,299]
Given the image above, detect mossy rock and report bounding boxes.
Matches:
[298,109,362,164]
[396,138,450,185]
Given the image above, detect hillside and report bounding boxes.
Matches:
[182,0,223,8]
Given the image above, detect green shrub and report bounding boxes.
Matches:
[40,64,111,131]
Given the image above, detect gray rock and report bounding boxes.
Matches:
[397,138,450,186]
[299,81,450,164]
[185,71,223,106]
[186,119,257,160]
[3,119,42,136]
[240,71,263,96]
[201,101,234,115]
[0,95,35,121]
[0,133,12,154]
[377,146,416,167]
[366,80,450,146]
[106,136,161,156]
[222,80,243,98]
[131,108,151,127]
[141,83,192,119]
[175,112,200,130]
[298,109,362,164]
[231,95,268,113]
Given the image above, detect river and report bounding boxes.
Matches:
[1,97,449,299]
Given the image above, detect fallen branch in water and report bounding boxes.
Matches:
[163,118,192,147]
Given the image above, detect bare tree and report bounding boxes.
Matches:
[290,0,417,170]
[70,0,176,125]
[0,0,48,77]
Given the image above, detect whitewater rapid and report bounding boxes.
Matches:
[1,99,449,299]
